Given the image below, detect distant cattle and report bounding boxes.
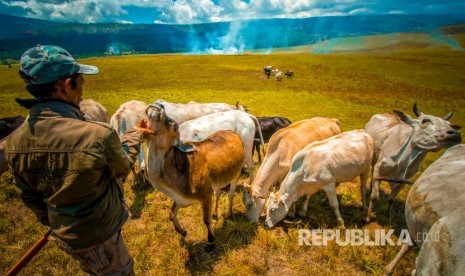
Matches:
[0,115,25,139]
[243,117,342,223]
[263,65,272,78]
[365,103,461,222]
[110,100,148,185]
[382,144,465,275]
[153,99,247,126]
[253,116,292,162]
[144,103,244,242]
[179,110,265,184]
[80,99,108,123]
[275,71,283,81]
[265,130,374,229]
[285,70,294,79]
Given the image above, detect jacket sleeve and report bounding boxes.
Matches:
[104,128,143,179]
[12,171,49,225]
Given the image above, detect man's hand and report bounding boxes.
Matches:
[135,120,157,138]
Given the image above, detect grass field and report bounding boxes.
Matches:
[1,38,465,275]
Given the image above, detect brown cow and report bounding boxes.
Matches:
[144,103,244,243]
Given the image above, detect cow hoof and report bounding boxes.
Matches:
[205,244,215,253]
[298,210,307,218]
[176,229,187,237]
[208,233,215,243]
[212,214,218,220]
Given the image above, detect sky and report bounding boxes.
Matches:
[0,0,464,24]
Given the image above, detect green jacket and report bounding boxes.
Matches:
[5,99,143,249]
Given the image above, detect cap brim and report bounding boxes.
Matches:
[77,64,99,75]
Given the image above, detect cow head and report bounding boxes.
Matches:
[242,183,267,223]
[393,103,461,152]
[146,103,182,150]
[265,192,289,228]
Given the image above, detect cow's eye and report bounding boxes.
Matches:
[422,118,432,124]
[173,123,178,131]
[271,208,276,213]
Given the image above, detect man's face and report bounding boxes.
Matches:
[68,74,85,106]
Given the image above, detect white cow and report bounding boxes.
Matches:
[265,130,374,229]
[382,144,465,275]
[275,71,283,81]
[179,110,265,184]
[243,117,342,223]
[365,103,461,222]
[110,100,148,184]
[153,99,247,125]
[80,99,109,123]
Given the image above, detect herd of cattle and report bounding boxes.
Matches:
[263,65,294,81]
[1,99,463,275]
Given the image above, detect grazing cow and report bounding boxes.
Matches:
[285,70,294,79]
[243,117,342,223]
[179,110,265,184]
[153,99,247,126]
[80,98,108,123]
[0,115,25,139]
[382,144,465,275]
[144,103,244,242]
[263,65,272,78]
[275,71,283,81]
[265,130,374,229]
[0,138,8,177]
[365,103,461,222]
[253,116,292,162]
[110,100,148,185]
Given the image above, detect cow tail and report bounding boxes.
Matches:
[249,114,266,156]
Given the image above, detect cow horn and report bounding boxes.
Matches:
[413,102,423,117]
[443,111,453,121]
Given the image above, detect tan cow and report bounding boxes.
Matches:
[243,117,341,223]
[265,130,374,229]
[144,103,244,243]
[0,138,8,177]
[365,103,461,222]
[80,98,108,123]
[382,144,465,275]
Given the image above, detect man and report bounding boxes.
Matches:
[4,45,153,275]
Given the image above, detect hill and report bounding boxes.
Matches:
[0,13,464,60]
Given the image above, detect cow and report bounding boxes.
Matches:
[0,115,25,139]
[0,138,8,177]
[265,130,374,229]
[144,103,244,243]
[153,99,247,126]
[263,65,272,78]
[285,70,294,79]
[275,71,283,81]
[382,144,465,275]
[80,98,109,123]
[243,117,342,223]
[179,110,265,184]
[110,100,148,185]
[253,116,292,163]
[365,103,461,222]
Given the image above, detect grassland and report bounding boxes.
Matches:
[1,41,464,275]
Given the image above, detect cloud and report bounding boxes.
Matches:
[1,0,464,24]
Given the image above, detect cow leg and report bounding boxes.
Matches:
[245,153,255,183]
[169,202,187,237]
[213,190,220,219]
[322,183,345,229]
[387,182,406,217]
[256,143,262,163]
[227,179,238,218]
[298,195,311,217]
[360,171,369,211]
[381,242,410,276]
[366,179,380,223]
[201,197,215,243]
[288,202,297,218]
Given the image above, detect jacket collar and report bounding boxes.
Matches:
[16,98,85,120]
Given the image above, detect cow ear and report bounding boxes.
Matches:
[451,124,462,130]
[393,110,414,125]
